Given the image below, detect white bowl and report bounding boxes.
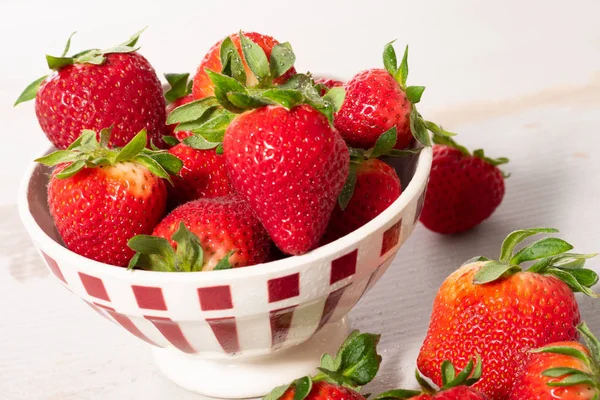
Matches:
[18,145,432,398]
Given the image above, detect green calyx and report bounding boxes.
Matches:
[263,331,382,400]
[166,32,344,149]
[128,222,235,272]
[35,128,182,182]
[433,134,510,176]
[338,127,421,210]
[164,72,193,103]
[471,228,599,297]
[14,28,146,106]
[533,322,600,390]
[373,355,482,399]
[382,41,456,147]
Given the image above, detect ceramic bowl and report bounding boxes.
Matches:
[19,145,432,398]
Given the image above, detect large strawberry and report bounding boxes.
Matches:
[265,331,381,400]
[417,228,598,399]
[374,356,489,400]
[322,128,415,244]
[508,322,600,400]
[36,129,182,267]
[192,31,296,100]
[419,137,508,234]
[129,196,271,271]
[15,30,167,149]
[335,42,454,150]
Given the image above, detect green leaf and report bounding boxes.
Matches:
[227,91,269,109]
[499,228,559,263]
[35,150,81,166]
[569,268,599,287]
[431,135,469,155]
[270,42,296,78]
[532,345,591,364]
[262,384,290,400]
[338,163,357,211]
[189,109,235,141]
[578,322,600,368]
[322,86,346,113]
[115,129,147,163]
[61,32,77,57]
[162,136,180,146]
[545,268,599,298]
[370,127,397,158]
[338,333,381,386]
[240,31,270,84]
[462,256,492,265]
[542,367,589,378]
[46,55,74,70]
[444,357,475,389]
[547,373,596,387]
[55,160,86,179]
[415,370,436,393]
[260,89,304,109]
[405,86,426,104]
[145,151,183,175]
[423,120,457,137]
[127,234,176,272]
[167,97,220,124]
[164,73,191,103]
[206,68,247,95]
[214,250,235,270]
[473,261,522,284]
[98,127,111,147]
[183,134,221,150]
[73,49,105,65]
[120,27,147,47]
[133,153,171,181]
[510,237,574,265]
[79,129,100,152]
[466,354,483,385]
[409,107,431,146]
[292,377,312,400]
[372,389,422,400]
[172,222,204,272]
[220,36,246,84]
[394,45,409,88]
[441,360,456,387]
[320,353,336,371]
[14,75,48,106]
[382,41,397,76]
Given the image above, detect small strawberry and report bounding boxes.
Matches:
[264,331,381,400]
[315,78,344,96]
[192,31,296,100]
[15,30,167,149]
[335,42,454,150]
[164,73,195,140]
[374,356,489,400]
[129,196,271,271]
[36,128,182,267]
[417,228,598,399]
[322,128,414,244]
[419,137,508,234]
[508,322,600,400]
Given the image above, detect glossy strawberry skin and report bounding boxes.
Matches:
[48,162,167,267]
[166,94,195,140]
[408,386,489,400]
[192,32,296,100]
[167,144,233,206]
[419,145,505,234]
[36,53,167,149]
[152,196,271,270]
[224,105,349,255]
[509,341,598,400]
[417,262,581,400]
[322,159,401,244]
[280,382,365,400]
[335,69,413,150]
[315,78,344,96]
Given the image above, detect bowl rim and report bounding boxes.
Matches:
[18,145,432,283]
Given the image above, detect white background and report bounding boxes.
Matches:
[1,1,600,399]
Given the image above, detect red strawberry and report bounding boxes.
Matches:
[16,30,167,149]
[164,73,196,140]
[508,323,600,400]
[375,356,489,400]
[280,382,364,400]
[419,138,508,234]
[334,43,452,150]
[315,78,344,96]
[417,228,598,399]
[224,104,349,255]
[129,195,271,271]
[167,143,233,206]
[37,129,182,267]
[322,128,404,244]
[192,31,296,100]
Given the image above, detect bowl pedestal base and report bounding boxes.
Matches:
[153,317,350,399]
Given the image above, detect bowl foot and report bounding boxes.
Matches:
[153,317,350,399]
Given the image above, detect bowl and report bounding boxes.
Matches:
[18,145,432,398]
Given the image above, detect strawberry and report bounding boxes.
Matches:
[129,195,271,271]
[335,42,453,150]
[419,137,508,234]
[15,30,167,149]
[36,129,182,267]
[374,356,489,400]
[164,73,196,140]
[315,78,344,96]
[508,322,600,400]
[265,331,381,400]
[417,228,599,399]
[322,128,411,244]
[192,31,296,100]
[166,143,233,206]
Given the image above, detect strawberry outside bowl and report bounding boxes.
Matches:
[18,144,432,398]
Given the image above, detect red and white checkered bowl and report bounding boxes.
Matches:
[19,145,432,397]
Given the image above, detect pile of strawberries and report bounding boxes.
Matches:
[17,29,509,270]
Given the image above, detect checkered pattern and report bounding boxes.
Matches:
[32,172,428,358]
